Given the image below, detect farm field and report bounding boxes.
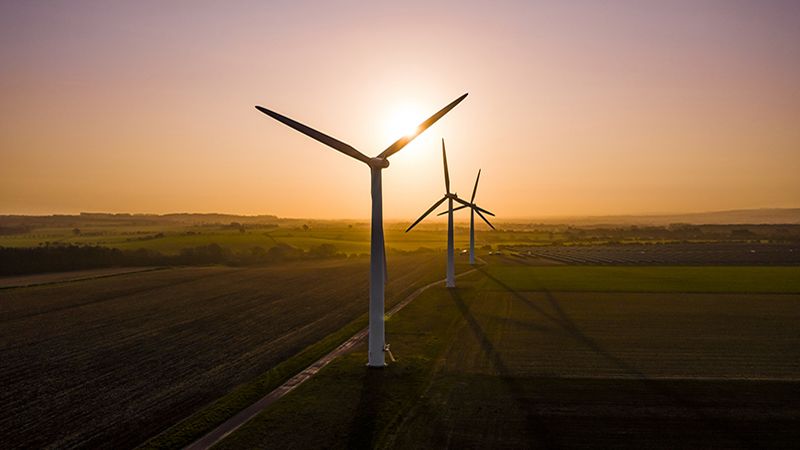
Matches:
[0,253,455,449]
[216,261,800,449]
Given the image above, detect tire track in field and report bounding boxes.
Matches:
[0,267,168,290]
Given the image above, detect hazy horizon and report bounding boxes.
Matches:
[3,207,800,225]
[2,1,799,219]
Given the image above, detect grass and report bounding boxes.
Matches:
[0,254,449,449]
[216,263,800,449]
[139,317,369,450]
[213,278,478,450]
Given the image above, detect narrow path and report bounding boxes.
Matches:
[185,263,483,450]
[0,267,165,289]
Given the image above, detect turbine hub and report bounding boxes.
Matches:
[369,157,390,169]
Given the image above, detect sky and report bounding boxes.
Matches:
[1,0,799,219]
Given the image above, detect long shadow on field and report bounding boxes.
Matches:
[346,368,387,449]
[449,288,560,449]
[478,267,758,449]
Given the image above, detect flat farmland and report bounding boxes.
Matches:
[216,263,800,449]
[0,254,444,449]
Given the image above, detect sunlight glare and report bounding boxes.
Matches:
[383,103,423,143]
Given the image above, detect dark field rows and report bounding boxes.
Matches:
[516,243,800,265]
[216,263,800,449]
[0,254,443,449]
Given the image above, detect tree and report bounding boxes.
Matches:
[309,243,340,258]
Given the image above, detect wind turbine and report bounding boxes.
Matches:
[406,139,470,288]
[438,169,495,264]
[255,93,467,367]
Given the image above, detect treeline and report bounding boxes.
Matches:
[0,243,348,276]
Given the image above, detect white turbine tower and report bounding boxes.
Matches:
[406,139,470,288]
[439,169,495,264]
[255,93,467,367]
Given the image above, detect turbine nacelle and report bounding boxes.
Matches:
[435,168,496,230]
[368,157,390,169]
[446,192,458,200]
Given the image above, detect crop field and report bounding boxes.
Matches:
[516,243,800,265]
[0,253,454,449]
[215,260,800,449]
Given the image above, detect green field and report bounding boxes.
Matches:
[482,264,800,293]
[0,221,502,254]
[215,264,800,449]
[0,254,459,449]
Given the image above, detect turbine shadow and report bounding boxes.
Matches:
[346,368,386,449]
[448,288,559,449]
[477,266,758,449]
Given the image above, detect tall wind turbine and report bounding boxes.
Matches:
[406,139,470,288]
[256,93,467,367]
[439,169,495,264]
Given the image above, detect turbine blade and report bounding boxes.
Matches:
[255,105,371,165]
[474,204,495,217]
[437,204,468,216]
[442,139,450,193]
[475,209,495,230]
[378,93,468,159]
[471,169,481,203]
[406,196,447,232]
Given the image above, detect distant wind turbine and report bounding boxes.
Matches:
[406,139,471,287]
[438,169,495,264]
[255,93,467,367]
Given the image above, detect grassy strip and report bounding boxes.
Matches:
[212,274,487,450]
[207,266,482,449]
[138,260,457,450]
[138,315,368,450]
[139,260,473,449]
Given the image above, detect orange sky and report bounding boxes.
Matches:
[1,1,798,219]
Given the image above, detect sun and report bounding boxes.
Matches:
[383,104,423,142]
